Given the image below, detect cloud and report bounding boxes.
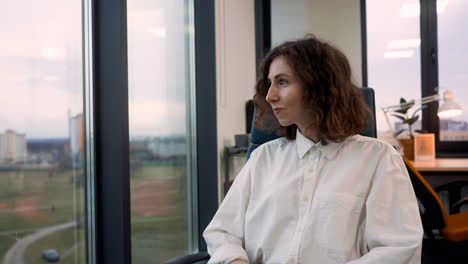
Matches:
[0,85,82,138]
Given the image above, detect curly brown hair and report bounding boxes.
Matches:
[254,35,370,145]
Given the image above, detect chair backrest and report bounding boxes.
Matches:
[360,87,377,138]
[247,87,377,159]
[402,156,447,231]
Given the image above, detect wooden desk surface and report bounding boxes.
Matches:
[409,158,468,172]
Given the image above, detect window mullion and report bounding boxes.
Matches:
[92,0,131,263]
[420,0,440,151]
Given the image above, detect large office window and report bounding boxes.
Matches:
[1,1,217,263]
[366,0,468,156]
[0,1,87,263]
[437,0,468,142]
[127,0,197,262]
[366,0,421,142]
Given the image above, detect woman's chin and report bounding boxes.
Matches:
[277,119,293,127]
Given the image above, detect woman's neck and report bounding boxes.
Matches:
[298,126,320,143]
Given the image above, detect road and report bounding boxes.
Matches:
[2,221,75,264]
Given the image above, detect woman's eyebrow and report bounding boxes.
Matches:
[268,73,290,81]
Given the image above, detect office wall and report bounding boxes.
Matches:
[271,0,363,85]
[215,0,256,203]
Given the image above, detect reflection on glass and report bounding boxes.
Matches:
[0,1,86,264]
[367,0,421,141]
[127,0,195,263]
[437,0,468,141]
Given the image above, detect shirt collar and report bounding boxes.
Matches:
[295,129,347,160]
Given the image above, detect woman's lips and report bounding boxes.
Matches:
[273,108,282,115]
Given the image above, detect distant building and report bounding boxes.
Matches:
[440,131,468,141]
[395,119,468,136]
[439,119,468,141]
[27,138,68,163]
[440,119,468,131]
[143,136,186,157]
[0,130,27,162]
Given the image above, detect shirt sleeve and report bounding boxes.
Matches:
[203,151,258,264]
[347,151,423,264]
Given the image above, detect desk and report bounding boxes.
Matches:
[410,158,468,172]
[409,159,468,213]
[409,158,468,187]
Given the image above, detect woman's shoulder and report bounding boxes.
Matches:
[345,135,400,156]
[249,137,293,159]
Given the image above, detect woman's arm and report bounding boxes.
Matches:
[203,154,256,264]
[347,153,423,264]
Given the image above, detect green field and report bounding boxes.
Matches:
[25,227,85,264]
[130,165,189,263]
[0,165,190,264]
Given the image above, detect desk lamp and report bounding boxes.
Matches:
[382,90,463,133]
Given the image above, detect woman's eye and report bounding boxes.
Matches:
[279,80,288,86]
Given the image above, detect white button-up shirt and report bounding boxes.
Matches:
[203,131,423,264]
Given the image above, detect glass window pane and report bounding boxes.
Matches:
[437,0,468,142]
[0,1,87,263]
[127,0,196,263]
[367,0,421,143]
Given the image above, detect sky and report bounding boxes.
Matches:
[0,0,83,138]
[0,0,189,138]
[0,0,466,138]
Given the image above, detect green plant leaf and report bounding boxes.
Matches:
[395,129,406,137]
[394,107,410,115]
[400,98,407,104]
[414,129,428,134]
[404,117,418,125]
[395,100,414,114]
[391,114,407,122]
[408,118,418,125]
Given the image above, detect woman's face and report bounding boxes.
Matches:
[266,56,313,131]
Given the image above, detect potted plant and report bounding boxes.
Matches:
[391,98,426,160]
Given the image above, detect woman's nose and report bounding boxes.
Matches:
[266,85,278,103]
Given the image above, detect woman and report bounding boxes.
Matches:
[203,35,423,264]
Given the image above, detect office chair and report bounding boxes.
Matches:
[164,87,377,264]
[403,155,468,241]
[402,156,468,262]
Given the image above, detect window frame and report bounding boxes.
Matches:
[91,0,131,263]
[193,0,218,251]
[89,0,218,263]
[421,0,468,157]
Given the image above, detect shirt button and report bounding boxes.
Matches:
[302,195,309,202]
[288,257,295,264]
[308,168,314,173]
[296,226,302,232]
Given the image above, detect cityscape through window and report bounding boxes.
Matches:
[0,1,86,263]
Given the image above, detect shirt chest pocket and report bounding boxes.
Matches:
[309,192,365,260]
